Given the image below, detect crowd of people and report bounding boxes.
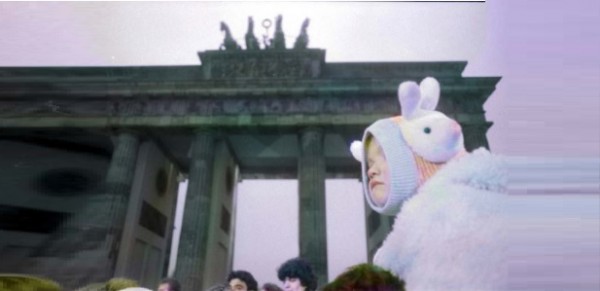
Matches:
[210,257,404,291]
[217,257,317,291]
[0,257,404,291]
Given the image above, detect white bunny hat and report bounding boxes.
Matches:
[352,118,419,215]
[350,77,465,215]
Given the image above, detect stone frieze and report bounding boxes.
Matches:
[0,96,399,117]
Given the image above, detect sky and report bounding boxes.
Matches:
[1,0,599,288]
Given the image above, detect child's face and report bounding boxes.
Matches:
[366,137,390,207]
[229,278,249,291]
[282,277,305,291]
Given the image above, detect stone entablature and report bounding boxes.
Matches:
[0,54,499,152]
[0,77,498,99]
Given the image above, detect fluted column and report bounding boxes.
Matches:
[298,127,328,286]
[175,131,216,291]
[104,132,141,273]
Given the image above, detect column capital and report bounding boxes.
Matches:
[191,127,221,136]
[299,126,324,156]
[107,129,143,148]
[299,126,324,140]
[108,128,144,137]
[300,126,324,133]
[189,130,217,159]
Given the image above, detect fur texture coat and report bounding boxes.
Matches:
[373,148,507,291]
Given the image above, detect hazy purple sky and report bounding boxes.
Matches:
[1,0,598,287]
[467,0,600,158]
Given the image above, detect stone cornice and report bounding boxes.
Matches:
[0,77,500,99]
[0,114,491,128]
[0,59,469,81]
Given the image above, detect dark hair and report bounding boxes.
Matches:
[321,263,405,291]
[227,270,258,291]
[277,258,317,291]
[261,282,283,291]
[160,277,181,291]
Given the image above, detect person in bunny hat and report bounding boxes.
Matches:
[350,77,507,290]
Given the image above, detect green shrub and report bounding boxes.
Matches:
[0,274,61,291]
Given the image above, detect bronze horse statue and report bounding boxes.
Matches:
[294,18,310,49]
[245,17,260,50]
[220,21,241,50]
[271,15,286,50]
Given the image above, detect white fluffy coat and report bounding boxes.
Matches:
[373,148,507,291]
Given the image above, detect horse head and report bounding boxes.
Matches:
[220,21,228,33]
[247,17,254,33]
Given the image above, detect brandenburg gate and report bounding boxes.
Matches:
[0,19,499,290]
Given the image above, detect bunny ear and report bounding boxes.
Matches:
[419,77,440,111]
[398,81,421,120]
[350,140,364,163]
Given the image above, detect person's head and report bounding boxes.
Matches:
[365,135,390,207]
[227,270,258,291]
[277,258,317,291]
[158,277,180,291]
[322,263,405,291]
[261,282,283,291]
[350,77,466,216]
[353,116,452,216]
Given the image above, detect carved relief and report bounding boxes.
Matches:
[0,95,401,118]
[223,99,248,114]
[0,100,107,117]
[210,56,314,78]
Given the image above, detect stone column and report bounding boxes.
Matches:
[175,131,216,291]
[298,127,328,285]
[104,132,141,274]
[24,131,140,289]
